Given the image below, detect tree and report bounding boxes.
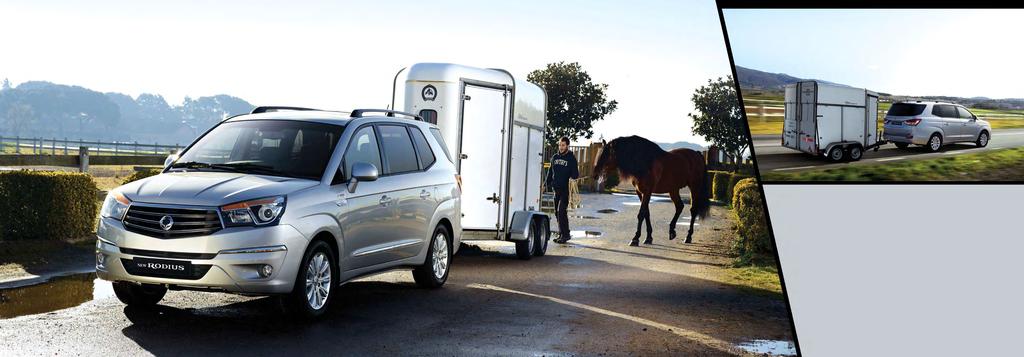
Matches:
[527,62,618,146]
[689,76,747,170]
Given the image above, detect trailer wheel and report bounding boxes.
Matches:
[515,223,536,260]
[532,218,548,257]
[826,146,845,162]
[848,146,863,161]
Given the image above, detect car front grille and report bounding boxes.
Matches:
[122,204,223,238]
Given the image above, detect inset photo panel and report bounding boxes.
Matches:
[721,7,1024,182]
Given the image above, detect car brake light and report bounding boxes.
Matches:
[905,119,922,126]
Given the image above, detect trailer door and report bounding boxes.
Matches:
[866,95,879,146]
[797,82,818,154]
[459,84,509,231]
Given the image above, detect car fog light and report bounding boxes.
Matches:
[96,252,107,269]
[259,264,273,278]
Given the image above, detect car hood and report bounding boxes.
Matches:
[119,171,319,207]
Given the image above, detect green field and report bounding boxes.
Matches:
[761,147,1024,181]
[742,91,1024,135]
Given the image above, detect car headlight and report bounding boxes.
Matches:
[220,196,286,227]
[100,191,131,220]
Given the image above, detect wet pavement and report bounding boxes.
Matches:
[0,192,795,356]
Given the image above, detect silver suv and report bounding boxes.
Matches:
[96,107,461,319]
[883,101,991,152]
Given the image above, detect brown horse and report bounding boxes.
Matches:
[592,135,710,246]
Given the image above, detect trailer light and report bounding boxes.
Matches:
[904,119,922,126]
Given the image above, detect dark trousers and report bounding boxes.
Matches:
[554,188,570,238]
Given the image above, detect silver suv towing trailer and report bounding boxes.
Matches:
[97,107,461,319]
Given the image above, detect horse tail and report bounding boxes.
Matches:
[694,169,712,220]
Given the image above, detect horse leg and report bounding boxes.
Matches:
[685,187,699,244]
[641,189,654,245]
[668,191,684,240]
[631,191,644,246]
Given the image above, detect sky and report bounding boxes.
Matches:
[0,0,734,146]
[723,9,1024,99]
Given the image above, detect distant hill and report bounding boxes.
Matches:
[658,141,705,152]
[0,80,254,143]
[736,66,1024,110]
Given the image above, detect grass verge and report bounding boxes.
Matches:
[721,264,783,296]
[763,147,1024,181]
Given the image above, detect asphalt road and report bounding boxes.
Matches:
[752,128,1024,173]
[0,193,794,356]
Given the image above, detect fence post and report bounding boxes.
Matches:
[51,138,56,155]
[64,137,68,155]
[134,141,139,156]
[79,146,90,173]
[759,104,767,122]
[16,136,20,154]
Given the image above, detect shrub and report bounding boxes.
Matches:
[725,173,751,204]
[711,170,732,202]
[122,168,161,185]
[0,170,99,241]
[731,178,773,266]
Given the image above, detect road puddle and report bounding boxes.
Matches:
[735,339,797,356]
[597,208,619,214]
[571,215,600,219]
[0,273,114,319]
[570,230,603,238]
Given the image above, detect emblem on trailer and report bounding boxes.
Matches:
[422,85,437,101]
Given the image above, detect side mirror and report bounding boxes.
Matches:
[347,162,379,193]
[163,152,179,169]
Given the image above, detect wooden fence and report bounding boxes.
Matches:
[0,135,181,156]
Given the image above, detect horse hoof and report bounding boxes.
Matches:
[669,231,677,240]
[643,238,653,245]
[629,239,639,247]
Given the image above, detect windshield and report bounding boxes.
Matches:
[173,120,343,180]
[887,103,926,117]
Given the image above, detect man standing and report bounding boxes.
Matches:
[545,136,579,244]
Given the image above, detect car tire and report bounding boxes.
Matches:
[925,133,943,152]
[283,240,336,320]
[826,146,845,162]
[515,223,536,260]
[894,142,909,149]
[848,145,863,161]
[112,281,166,307]
[976,131,989,147]
[413,225,452,288]
[532,219,548,257]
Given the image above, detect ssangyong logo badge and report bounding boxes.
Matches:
[159,215,174,231]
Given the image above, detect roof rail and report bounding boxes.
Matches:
[251,106,318,114]
[350,109,422,121]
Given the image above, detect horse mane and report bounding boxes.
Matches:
[608,135,667,179]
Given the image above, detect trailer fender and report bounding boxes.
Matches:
[507,211,550,241]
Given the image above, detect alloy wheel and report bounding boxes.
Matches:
[432,233,449,280]
[305,252,331,310]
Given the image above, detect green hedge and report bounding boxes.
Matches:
[0,171,99,241]
[731,178,773,265]
[122,168,161,185]
[710,170,752,204]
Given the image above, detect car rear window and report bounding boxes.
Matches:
[887,103,926,116]
[409,127,436,169]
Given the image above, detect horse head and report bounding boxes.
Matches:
[592,139,617,180]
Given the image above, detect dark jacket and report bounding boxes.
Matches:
[545,150,579,191]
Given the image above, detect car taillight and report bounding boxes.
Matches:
[905,119,922,126]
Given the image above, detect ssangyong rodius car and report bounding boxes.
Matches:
[96,107,461,319]
[883,101,991,152]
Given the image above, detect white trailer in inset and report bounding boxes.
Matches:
[782,81,884,162]
[392,63,550,260]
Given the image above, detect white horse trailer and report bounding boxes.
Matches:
[392,63,551,259]
[782,81,883,162]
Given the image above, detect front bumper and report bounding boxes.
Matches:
[95,217,309,294]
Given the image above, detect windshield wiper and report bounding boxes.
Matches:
[218,163,293,178]
[168,161,242,173]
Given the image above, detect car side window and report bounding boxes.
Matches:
[378,125,419,174]
[409,127,436,169]
[932,105,957,118]
[343,126,382,180]
[957,107,975,119]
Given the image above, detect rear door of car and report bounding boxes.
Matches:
[336,125,401,269]
[376,124,429,261]
[931,104,962,139]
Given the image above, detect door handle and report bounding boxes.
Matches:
[486,193,501,204]
[460,153,468,160]
[379,195,393,206]
[335,193,348,207]
[420,190,431,199]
